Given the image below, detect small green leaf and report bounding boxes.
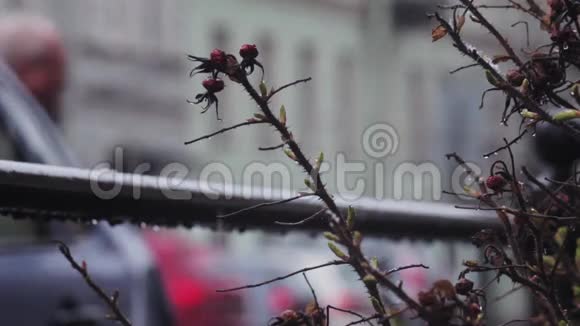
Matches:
[347,206,355,229]
[259,81,268,97]
[254,113,266,120]
[304,179,317,192]
[284,149,297,161]
[543,255,555,267]
[553,109,580,122]
[323,232,340,242]
[279,105,287,125]
[328,242,349,261]
[370,257,379,269]
[521,78,529,95]
[520,109,539,120]
[314,152,324,172]
[362,274,377,285]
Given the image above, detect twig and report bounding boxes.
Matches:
[446,152,477,176]
[385,264,429,276]
[266,77,312,101]
[511,21,530,48]
[503,137,528,212]
[524,0,545,16]
[302,273,319,308]
[217,194,315,219]
[259,143,284,151]
[449,63,479,74]
[493,285,524,303]
[480,88,500,109]
[326,305,373,326]
[216,260,347,292]
[344,314,381,326]
[56,242,131,326]
[522,167,577,215]
[545,177,580,189]
[275,208,327,226]
[184,120,268,145]
[460,0,525,68]
[344,307,409,326]
[483,129,528,158]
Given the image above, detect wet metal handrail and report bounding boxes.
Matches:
[0,160,499,239]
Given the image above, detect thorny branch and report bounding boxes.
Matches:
[217,194,316,219]
[235,62,427,324]
[185,46,433,325]
[184,120,268,145]
[56,242,132,326]
[216,260,348,292]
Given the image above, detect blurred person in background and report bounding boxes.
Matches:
[0,14,66,123]
[0,14,66,160]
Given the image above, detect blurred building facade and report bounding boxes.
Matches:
[0,0,527,201]
[0,1,532,323]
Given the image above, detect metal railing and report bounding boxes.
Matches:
[0,160,499,239]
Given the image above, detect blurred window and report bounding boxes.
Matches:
[407,67,429,160]
[335,53,354,153]
[160,0,178,50]
[298,42,317,143]
[392,1,437,29]
[439,73,484,159]
[142,0,162,49]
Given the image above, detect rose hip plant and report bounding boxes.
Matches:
[59,0,580,325]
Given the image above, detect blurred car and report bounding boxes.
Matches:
[0,61,178,325]
[143,230,246,326]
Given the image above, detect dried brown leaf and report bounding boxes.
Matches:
[492,55,512,64]
[433,279,456,299]
[432,25,448,42]
[456,15,466,32]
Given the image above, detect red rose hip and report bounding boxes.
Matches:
[486,175,507,192]
[209,48,227,66]
[239,44,259,59]
[202,78,225,93]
